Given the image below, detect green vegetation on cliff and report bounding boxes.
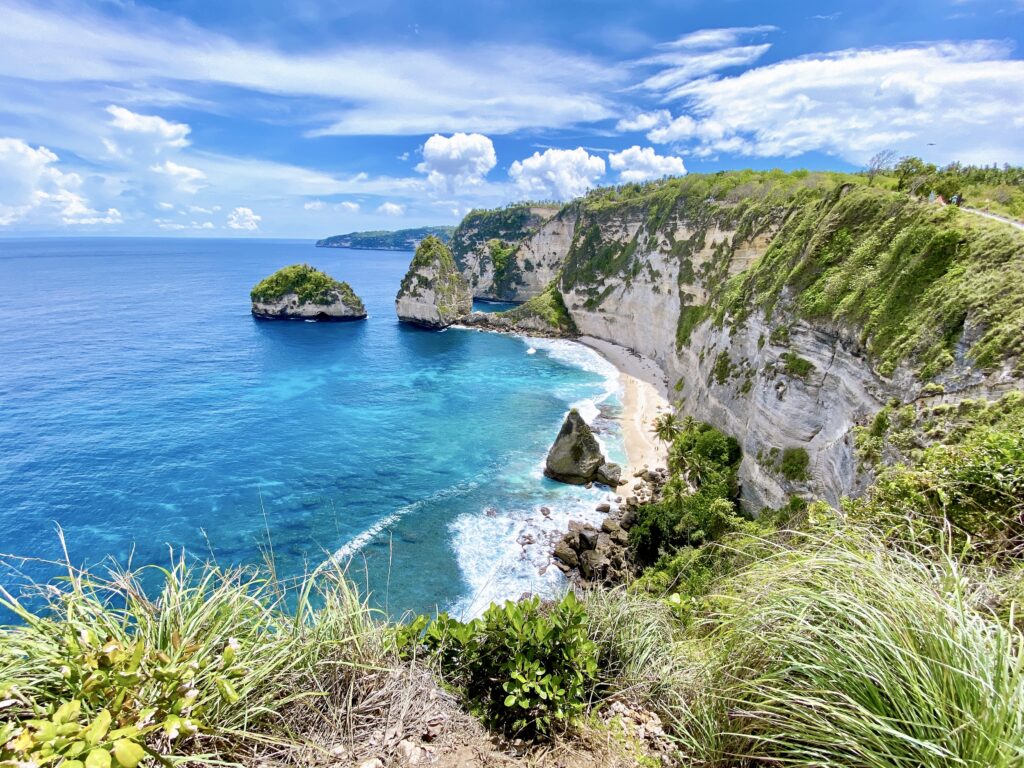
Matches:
[719,184,1024,377]
[498,281,578,334]
[250,263,364,310]
[315,225,454,250]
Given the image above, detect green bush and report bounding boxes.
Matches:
[779,447,810,481]
[0,555,383,766]
[398,593,597,740]
[846,420,1024,559]
[250,263,362,309]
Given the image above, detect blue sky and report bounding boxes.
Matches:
[0,0,1022,238]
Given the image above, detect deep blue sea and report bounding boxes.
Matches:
[0,238,623,619]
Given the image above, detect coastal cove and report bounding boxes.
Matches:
[0,238,646,619]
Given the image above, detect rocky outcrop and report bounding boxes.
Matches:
[544,410,622,487]
[552,466,670,583]
[395,236,472,329]
[250,264,366,321]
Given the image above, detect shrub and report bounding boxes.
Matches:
[845,421,1024,559]
[779,446,810,481]
[779,351,814,379]
[399,593,597,741]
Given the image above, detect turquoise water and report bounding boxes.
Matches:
[0,239,623,618]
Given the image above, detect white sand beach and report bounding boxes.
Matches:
[578,336,673,478]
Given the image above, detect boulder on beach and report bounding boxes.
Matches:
[251,264,366,321]
[544,409,622,487]
[395,236,472,329]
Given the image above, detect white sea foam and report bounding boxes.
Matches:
[324,472,491,567]
[449,336,626,619]
[449,485,617,620]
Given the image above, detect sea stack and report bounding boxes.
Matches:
[395,235,472,329]
[250,264,366,321]
[544,409,622,487]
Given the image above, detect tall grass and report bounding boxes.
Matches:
[0,546,385,765]
[686,535,1024,767]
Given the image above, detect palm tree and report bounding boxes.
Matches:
[652,412,682,445]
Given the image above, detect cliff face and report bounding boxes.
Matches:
[456,173,1024,510]
[396,236,473,329]
[450,204,563,300]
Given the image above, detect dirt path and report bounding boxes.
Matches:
[962,207,1024,231]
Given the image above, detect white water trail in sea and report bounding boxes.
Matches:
[449,336,625,619]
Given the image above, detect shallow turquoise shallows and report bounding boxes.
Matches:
[0,239,623,619]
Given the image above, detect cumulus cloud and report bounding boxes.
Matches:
[608,146,686,182]
[415,132,497,192]
[376,201,405,216]
[303,200,326,210]
[337,201,360,212]
[227,206,261,230]
[509,148,605,200]
[106,105,190,148]
[150,160,206,193]
[0,137,121,226]
[641,41,1024,164]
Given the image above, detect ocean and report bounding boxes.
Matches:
[0,238,623,619]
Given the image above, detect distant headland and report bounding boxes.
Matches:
[315,226,455,251]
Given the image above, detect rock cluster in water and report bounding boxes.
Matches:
[543,409,622,487]
[251,264,366,321]
[553,465,670,584]
[395,236,472,329]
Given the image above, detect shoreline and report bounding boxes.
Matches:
[455,323,674,480]
[577,336,672,480]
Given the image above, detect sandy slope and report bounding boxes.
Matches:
[578,336,672,477]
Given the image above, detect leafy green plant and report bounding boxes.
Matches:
[779,447,810,481]
[398,593,597,740]
[250,263,363,309]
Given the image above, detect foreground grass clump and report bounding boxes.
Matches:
[250,263,363,309]
[0,551,383,767]
[688,537,1024,767]
[396,593,597,741]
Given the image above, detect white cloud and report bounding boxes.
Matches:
[337,201,360,212]
[608,146,686,182]
[303,200,326,210]
[640,45,772,96]
[154,218,215,230]
[150,160,206,193]
[415,132,497,192]
[616,110,671,133]
[188,204,218,214]
[0,2,617,137]
[0,137,120,226]
[642,41,1024,164]
[509,148,606,200]
[647,114,699,143]
[106,105,190,148]
[376,201,405,216]
[227,206,261,230]
[663,26,777,50]
[156,201,174,210]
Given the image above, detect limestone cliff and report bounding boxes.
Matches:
[450,203,564,300]
[395,235,473,329]
[456,173,1024,511]
[251,264,366,321]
